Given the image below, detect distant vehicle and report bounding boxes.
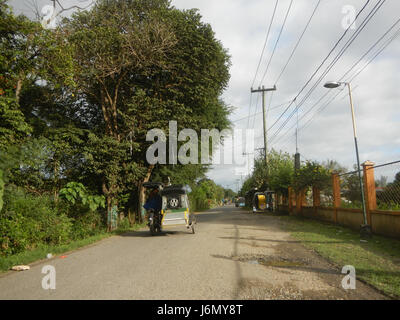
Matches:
[252,192,267,213]
[253,191,276,213]
[235,197,245,207]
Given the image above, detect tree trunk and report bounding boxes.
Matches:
[53,160,59,203]
[138,165,155,224]
[103,180,112,232]
[15,78,23,104]
[106,195,112,232]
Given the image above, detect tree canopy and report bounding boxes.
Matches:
[0,0,231,230]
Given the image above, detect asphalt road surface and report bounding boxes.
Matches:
[0,205,386,300]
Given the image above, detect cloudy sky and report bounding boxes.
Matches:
[10,0,400,191]
[171,0,400,191]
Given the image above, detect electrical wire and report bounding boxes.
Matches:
[246,0,279,129]
[258,0,294,86]
[274,0,322,85]
[268,0,382,143]
[270,14,400,148]
[273,25,400,151]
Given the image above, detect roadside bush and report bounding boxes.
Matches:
[58,182,106,239]
[0,212,38,256]
[70,210,104,240]
[293,161,331,191]
[117,217,131,231]
[0,186,73,256]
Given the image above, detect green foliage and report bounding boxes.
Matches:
[0,185,108,256]
[268,150,295,194]
[189,179,225,211]
[0,97,32,149]
[240,149,294,196]
[0,0,231,256]
[0,0,42,101]
[0,137,55,193]
[70,210,103,240]
[0,169,4,212]
[282,215,400,298]
[377,201,400,211]
[0,186,73,256]
[340,199,362,209]
[59,182,105,212]
[341,171,362,203]
[377,172,400,210]
[117,217,131,231]
[293,160,331,191]
[224,188,236,199]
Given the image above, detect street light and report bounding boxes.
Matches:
[323,81,371,237]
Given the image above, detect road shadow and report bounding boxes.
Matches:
[218,236,347,245]
[211,253,340,276]
[120,230,191,238]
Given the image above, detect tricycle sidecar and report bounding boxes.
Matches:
[160,185,196,234]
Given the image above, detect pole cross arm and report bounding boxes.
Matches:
[251,85,277,93]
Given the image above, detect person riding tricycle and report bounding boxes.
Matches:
[143,182,196,235]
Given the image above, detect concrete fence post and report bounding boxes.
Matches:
[312,187,320,216]
[363,161,376,226]
[288,187,294,215]
[296,189,306,215]
[332,173,341,223]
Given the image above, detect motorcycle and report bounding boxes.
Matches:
[143,182,196,236]
[148,208,162,235]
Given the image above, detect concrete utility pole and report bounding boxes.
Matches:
[251,85,277,165]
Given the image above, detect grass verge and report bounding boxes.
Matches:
[0,223,146,273]
[277,215,400,299]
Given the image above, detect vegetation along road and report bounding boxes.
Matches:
[0,206,386,300]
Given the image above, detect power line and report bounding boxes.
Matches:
[258,0,294,86]
[251,91,261,128]
[296,12,399,132]
[247,0,279,130]
[267,0,372,136]
[267,0,378,142]
[294,0,386,111]
[274,0,322,85]
[271,84,361,148]
[271,13,400,147]
[250,0,279,89]
[273,25,400,151]
[248,0,291,131]
[302,25,400,131]
[231,100,292,123]
[347,25,400,81]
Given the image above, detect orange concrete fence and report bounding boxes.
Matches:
[277,161,400,239]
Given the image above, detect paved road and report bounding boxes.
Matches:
[0,206,386,300]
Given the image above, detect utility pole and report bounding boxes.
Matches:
[251,85,277,166]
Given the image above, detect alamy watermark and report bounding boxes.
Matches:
[41,265,56,290]
[342,5,357,30]
[341,265,356,290]
[146,121,255,169]
[41,5,57,29]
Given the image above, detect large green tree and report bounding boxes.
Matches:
[240,149,294,196]
[36,0,231,225]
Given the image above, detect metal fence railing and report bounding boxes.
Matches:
[339,170,363,209]
[372,160,400,211]
[320,189,333,207]
[305,187,313,206]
